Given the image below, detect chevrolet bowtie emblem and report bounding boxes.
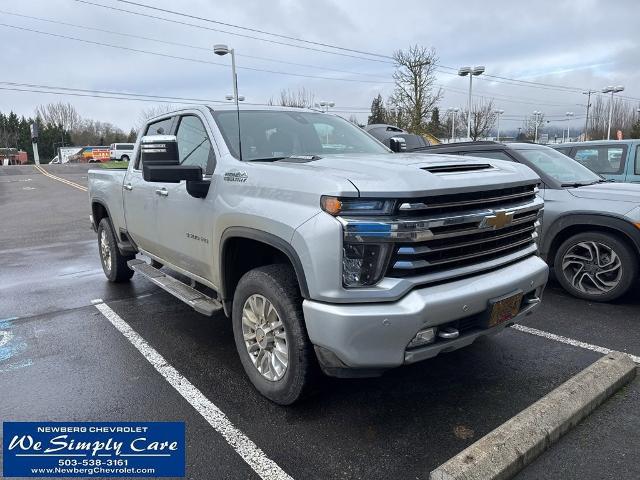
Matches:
[484,210,515,229]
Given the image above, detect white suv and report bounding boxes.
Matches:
[109,143,135,161]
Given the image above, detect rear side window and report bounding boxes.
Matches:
[117,144,134,150]
[145,117,174,136]
[571,145,627,174]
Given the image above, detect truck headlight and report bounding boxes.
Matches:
[343,242,391,287]
[321,196,395,216]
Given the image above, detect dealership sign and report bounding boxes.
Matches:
[3,422,185,477]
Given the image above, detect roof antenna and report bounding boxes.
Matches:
[214,44,243,161]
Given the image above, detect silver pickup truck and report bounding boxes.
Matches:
[88,105,548,404]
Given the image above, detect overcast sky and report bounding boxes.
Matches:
[1,0,639,133]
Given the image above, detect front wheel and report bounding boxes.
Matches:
[232,264,317,405]
[97,218,135,282]
[554,231,637,302]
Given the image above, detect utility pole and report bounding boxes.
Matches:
[30,123,40,165]
[582,90,596,141]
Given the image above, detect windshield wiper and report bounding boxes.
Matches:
[249,155,322,162]
[560,181,598,188]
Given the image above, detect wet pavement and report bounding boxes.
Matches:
[1,164,638,479]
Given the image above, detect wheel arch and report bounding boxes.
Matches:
[91,200,137,255]
[219,227,310,317]
[544,213,640,265]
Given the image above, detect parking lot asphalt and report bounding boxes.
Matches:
[1,164,638,479]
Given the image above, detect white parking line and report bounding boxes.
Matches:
[512,324,640,364]
[91,298,293,480]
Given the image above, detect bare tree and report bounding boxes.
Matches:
[390,45,443,134]
[458,99,498,141]
[136,104,177,130]
[35,102,81,131]
[588,96,638,140]
[268,88,316,108]
[522,113,546,140]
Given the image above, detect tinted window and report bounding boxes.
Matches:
[401,134,428,150]
[571,145,627,174]
[116,144,134,150]
[463,150,513,162]
[145,117,173,136]
[212,110,389,160]
[175,115,215,174]
[514,147,601,184]
[636,145,640,175]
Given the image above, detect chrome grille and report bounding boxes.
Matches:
[387,183,542,279]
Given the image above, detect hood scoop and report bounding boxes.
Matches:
[422,163,494,174]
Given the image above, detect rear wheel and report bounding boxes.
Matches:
[121,155,130,162]
[232,264,317,405]
[554,231,637,302]
[97,218,135,282]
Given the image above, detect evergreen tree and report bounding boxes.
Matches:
[368,94,387,125]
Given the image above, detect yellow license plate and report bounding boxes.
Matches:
[488,292,523,327]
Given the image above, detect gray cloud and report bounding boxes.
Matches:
[1,0,638,133]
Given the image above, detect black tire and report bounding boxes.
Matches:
[554,231,637,302]
[97,218,135,283]
[232,264,317,405]
[121,155,130,162]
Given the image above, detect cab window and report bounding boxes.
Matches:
[175,115,215,175]
[571,145,627,174]
[635,145,640,175]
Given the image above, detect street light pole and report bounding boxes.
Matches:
[532,111,542,143]
[495,109,504,141]
[602,85,624,140]
[214,44,242,159]
[458,66,485,140]
[447,107,459,142]
[565,112,574,141]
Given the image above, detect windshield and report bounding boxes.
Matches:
[513,146,602,185]
[212,110,389,161]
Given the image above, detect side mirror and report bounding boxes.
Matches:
[389,136,407,153]
[141,135,202,183]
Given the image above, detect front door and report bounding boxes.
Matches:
[123,116,176,256]
[154,113,218,282]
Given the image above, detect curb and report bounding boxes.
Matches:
[430,351,637,480]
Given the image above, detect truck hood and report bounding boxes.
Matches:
[568,182,640,204]
[273,153,539,197]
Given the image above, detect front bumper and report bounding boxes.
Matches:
[303,255,548,375]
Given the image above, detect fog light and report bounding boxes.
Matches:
[407,327,436,349]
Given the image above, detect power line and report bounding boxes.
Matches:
[116,0,391,60]
[0,22,394,85]
[0,10,392,80]
[72,0,393,64]
[73,0,640,101]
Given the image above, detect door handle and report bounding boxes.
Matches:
[155,188,169,197]
[123,183,133,191]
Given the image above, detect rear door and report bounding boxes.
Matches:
[568,144,628,182]
[123,116,176,255]
[153,113,218,281]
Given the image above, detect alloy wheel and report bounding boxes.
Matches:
[100,229,112,274]
[561,241,622,295]
[241,294,289,381]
